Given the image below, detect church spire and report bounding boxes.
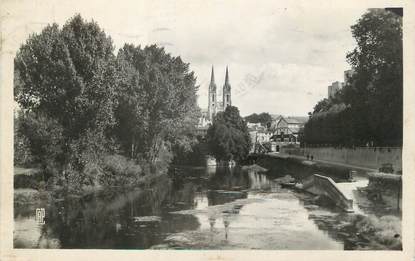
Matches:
[208,65,217,121]
[224,66,229,85]
[209,65,217,91]
[210,65,215,84]
[223,66,231,109]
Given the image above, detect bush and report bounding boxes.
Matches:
[14,173,42,189]
[99,154,144,186]
[14,132,33,167]
[349,214,401,250]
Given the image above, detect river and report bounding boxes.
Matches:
[13,162,401,249]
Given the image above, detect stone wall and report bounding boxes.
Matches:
[281,147,402,172]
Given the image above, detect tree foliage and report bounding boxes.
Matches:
[244,112,272,127]
[14,15,118,173]
[206,106,251,162]
[304,9,402,147]
[14,15,200,188]
[114,44,200,162]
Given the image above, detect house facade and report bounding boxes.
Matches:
[273,116,308,145]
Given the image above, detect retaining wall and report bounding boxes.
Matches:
[281,147,402,172]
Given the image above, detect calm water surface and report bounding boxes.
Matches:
[14,165,384,249]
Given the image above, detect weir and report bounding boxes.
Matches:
[302,174,354,212]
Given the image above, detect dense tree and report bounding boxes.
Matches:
[304,9,402,147]
[14,14,201,190]
[245,112,272,127]
[114,44,200,163]
[345,8,402,146]
[206,106,251,162]
[312,98,331,114]
[15,14,201,185]
[14,14,119,176]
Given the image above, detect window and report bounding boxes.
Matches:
[227,94,230,102]
[212,94,215,102]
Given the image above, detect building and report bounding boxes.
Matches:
[327,69,354,99]
[208,66,232,121]
[269,114,283,131]
[198,109,211,126]
[247,121,274,152]
[272,116,308,145]
[196,109,211,137]
[255,131,273,143]
[328,81,343,99]
[249,130,274,153]
[196,66,232,137]
[196,125,209,137]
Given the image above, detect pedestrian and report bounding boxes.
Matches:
[311,155,314,161]
[307,154,310,160]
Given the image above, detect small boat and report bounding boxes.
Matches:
[280,182,297,189]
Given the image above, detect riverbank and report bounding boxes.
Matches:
[254,154,401,215]
[279,147,402,173]
[14,165,168,209]
[267,152,377,173]
[14,168,171,248]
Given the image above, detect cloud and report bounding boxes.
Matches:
[3,0,372,116]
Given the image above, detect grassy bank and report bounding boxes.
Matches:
[14,153,172,207]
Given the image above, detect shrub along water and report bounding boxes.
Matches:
[14,14,200,192]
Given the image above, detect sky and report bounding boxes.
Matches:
[2,0,376,116]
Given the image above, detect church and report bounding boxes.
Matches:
[207,66,232,120]
[196,66,232,135]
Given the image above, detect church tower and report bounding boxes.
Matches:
[222,66,232,110]
[208,66,217,121]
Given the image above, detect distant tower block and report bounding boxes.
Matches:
[328,81,342,99]
[208,66,217,121]
[223,66,232,110]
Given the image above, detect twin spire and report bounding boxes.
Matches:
[208,65,232,120]
[209,65,230,89]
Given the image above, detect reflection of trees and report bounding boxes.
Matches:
[207,190,247,206]
[36,165,280,248]
[208,166,250,191]
[166,182,198,210]
[159,213,200,233]
[40,175,198,248]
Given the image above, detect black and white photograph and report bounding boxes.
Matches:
[0,0,414,259]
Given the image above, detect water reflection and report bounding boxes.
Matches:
[14,164,382,249]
